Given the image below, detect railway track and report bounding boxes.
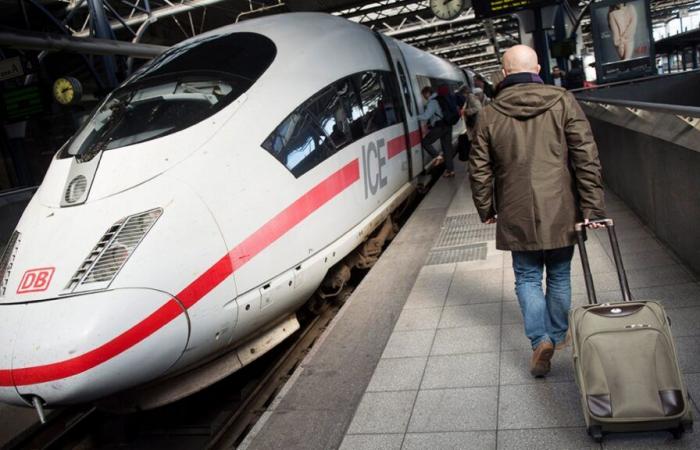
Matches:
[4,298,342,450]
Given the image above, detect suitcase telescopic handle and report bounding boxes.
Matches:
[575,219,633,305]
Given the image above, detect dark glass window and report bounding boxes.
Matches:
[128,32,276,84]
[380,73,403,125]
[396,62,414,116]
[334,78,366,143]
[306,83,363,150]
[357,72,400,135]
[59,32,276,159]
[262,71,401,178]
[262,110,334,178]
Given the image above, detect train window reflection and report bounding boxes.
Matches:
[397,62,414,116]
[307,87,350,149]
[262,70,402,178]
[61,76,239,158]
[357,72,399,135]
[59,32,276,159]
[262,110,334,178]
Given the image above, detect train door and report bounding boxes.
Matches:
[375,34,424,179]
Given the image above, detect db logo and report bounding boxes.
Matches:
[17,267,55,294]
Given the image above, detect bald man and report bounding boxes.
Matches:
[469,45,605,377]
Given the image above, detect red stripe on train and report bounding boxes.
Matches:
[1,159,361,387]
[387,129,422,159]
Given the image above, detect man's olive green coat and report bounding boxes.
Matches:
[469,83,605,251]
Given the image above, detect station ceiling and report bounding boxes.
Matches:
[1,0,699,80]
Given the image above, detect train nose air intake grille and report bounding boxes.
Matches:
[66,209,162,291]
[0,231,21,297]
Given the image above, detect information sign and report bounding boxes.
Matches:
[1,85,45,123]
[473,0,559,18]
[0,57,24,82]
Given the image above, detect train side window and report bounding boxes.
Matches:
[357,71,397,135]
[306,86,353,150]
[262,70,401,177]
[380,72,403,125]
[262,110,335,178]
[335,78,365,142]
[396,62,414,116]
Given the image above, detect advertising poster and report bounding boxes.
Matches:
[591,0,655,83]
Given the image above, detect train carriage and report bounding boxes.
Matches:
[0,12,466,410]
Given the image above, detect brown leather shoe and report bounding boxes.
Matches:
[555,330,572,350]
[530,340,554,377]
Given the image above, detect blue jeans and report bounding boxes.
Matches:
[512,246,575,349]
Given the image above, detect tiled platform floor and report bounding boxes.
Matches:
[339,173,700,449]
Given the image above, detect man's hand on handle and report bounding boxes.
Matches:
[584,218,605,229]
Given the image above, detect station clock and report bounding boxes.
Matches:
[53,76,83,106]
[430,0,465,21]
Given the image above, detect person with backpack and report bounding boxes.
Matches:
[418,85,459,177]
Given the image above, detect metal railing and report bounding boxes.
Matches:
[578,96,700,117]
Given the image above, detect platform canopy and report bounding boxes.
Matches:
[0,0,698,81]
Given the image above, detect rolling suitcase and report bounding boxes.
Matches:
[457,133,470,161]
[570,219,693,442]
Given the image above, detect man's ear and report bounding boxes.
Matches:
[501,68,507,78]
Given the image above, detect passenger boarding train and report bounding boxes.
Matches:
[0,13,467,411]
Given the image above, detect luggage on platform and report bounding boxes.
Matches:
[457,133,470,161]
[570,219,693,442]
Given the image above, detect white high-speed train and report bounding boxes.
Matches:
[0,13,467,412]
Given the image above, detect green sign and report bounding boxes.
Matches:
[2,85,44,122]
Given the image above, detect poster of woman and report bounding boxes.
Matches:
[591,0,655,82]
[594,0,650,63]
[609,3,638,60]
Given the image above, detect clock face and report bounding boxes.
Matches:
[430,0,465,20]
[53,77,81,105]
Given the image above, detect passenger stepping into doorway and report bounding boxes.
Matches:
[468,45,606,377]
[417,85,456,176]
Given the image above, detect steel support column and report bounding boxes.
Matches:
[87,0,119,87]
[533,7,551,84]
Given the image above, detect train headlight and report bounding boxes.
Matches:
[66,208,162,291]
[64,175,88,204]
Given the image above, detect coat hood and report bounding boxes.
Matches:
[491,84,566,119]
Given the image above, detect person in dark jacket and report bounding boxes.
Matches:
[469,45,605,377]
[551,66,567,88]
[565,58,586,90]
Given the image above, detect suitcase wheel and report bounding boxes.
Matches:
[588,426,603,443]
[682,420,693,433]
[670,426,684,440]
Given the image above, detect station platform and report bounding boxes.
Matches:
[242,164,700,450]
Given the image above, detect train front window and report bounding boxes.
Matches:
[62,77,238,156]
[59,32,276,158]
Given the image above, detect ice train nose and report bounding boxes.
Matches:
[0,288,189,406]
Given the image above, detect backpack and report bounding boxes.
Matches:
[435,94,460,126]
